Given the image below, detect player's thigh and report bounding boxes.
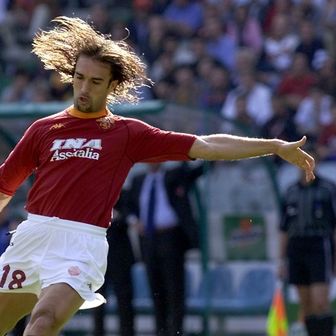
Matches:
[29,283,84,328]
[0,292,37,330]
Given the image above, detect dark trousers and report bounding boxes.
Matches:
[93,256,135,336]
[142,228,185,336]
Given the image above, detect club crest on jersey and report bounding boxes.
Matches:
[96,115,115,130]
[50,138,102,161]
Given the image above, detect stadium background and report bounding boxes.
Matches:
[1,0,336,335]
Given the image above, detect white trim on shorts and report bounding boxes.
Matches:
[27,213,107,236]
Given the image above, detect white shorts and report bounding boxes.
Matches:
[0,213,108,303]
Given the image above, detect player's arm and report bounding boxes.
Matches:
[0,192,12,213]
[188,134,315,182]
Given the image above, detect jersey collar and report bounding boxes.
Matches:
[67,105,110,119]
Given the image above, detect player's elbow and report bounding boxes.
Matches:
[189,137,215,160]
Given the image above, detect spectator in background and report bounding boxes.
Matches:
[293,0,324,23]
[277,52,317,113]
[188,35,209,64]
[198,64,231,113]
[295,20,326,70]
[261,94,299,142]
[131,14,166,65]
[171,64,201,107]
[128,162,204,336]
[151,79,175,102]
[226,1,264,57]
[199,16,237,71]
[315,52,336,98]
[128,0,154,57]
[94,189,136,336]
[317,101,336,161]
[87,3,113,35]
[261,94,299,165]
[262,0,294,34]
[151,55,176,83]
[48,72,72,101]
[231,92,258,134]
[294,84,333,143]
[163,0,203,38]
[195,56,219,89]
[233,46,258,84]
[322,0,336,58]
[0,68,30,102]
[221,68,273,127]
[279,150,336,336]
[263,13,299,73]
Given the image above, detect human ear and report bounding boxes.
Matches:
[109,79,119,91]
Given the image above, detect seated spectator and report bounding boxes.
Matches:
[294,84,333,142]
[277,52,317,113]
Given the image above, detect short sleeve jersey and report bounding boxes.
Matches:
[0,108,196,227]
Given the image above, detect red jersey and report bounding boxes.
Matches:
[0,107,196,227]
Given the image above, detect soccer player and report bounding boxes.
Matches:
[279,155,336,336]
[0,16,315,336]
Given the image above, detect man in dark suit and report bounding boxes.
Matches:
[93,189,136,336]
[128,162,204,336]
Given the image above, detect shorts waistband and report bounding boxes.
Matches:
[27,213,107,236]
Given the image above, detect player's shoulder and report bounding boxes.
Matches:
[31,109,68,126]
[114,115,154,131]
[114,115,148,125]
[26,110,68,134]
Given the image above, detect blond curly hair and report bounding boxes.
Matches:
[32,16,151,104]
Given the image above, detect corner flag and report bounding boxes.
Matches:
[266,282,288,336]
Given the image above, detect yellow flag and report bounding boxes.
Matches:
[266,283,288,336]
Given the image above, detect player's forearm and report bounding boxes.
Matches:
[0,192,12,213]
[189,134,282,160]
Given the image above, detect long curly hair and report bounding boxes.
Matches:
[32,16,151,104]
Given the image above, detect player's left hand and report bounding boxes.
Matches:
[276,136,315,182]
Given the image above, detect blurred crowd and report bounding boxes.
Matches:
[1,0,336,160]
